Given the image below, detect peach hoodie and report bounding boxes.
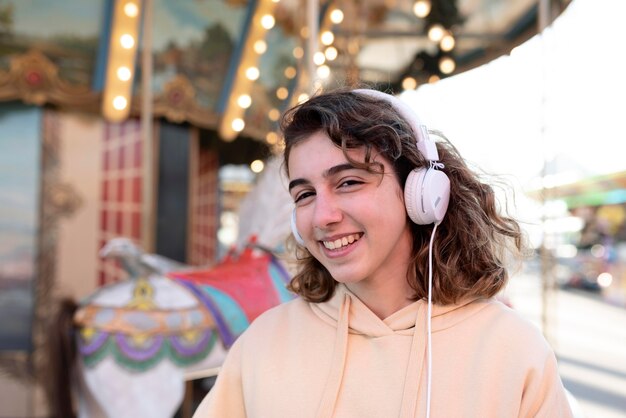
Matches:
[193,284,573,417]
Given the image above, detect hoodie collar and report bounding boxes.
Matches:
[311,284,487,337]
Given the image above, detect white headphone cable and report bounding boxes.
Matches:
[426,222,439,418]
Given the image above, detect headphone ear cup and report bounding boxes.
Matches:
[291,209,306,246]
[404,168,451,224]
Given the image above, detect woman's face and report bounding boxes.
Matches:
[288,131,413,291]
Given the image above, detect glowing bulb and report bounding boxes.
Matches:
[439,57,455,74]
[120,34,135,49]
[276,87,289,100]
[232,118,245,132]
[293,46,304,59]
[254,40,267,54]
[246,67,260,80]
[284,66,297,79]
[320,31,334,46]
[313,51,326,65]
[117,66,132,81]
[427,24,445,42]
[266,132,278,144]
[413,0,431,18]
[330,9,344,24]
[316,65,330,79]
[113,96,128,110]
[268,108,280,121]
[402,77,417,90]
[261,14,275,30]
[124,2,139,17]
[428,74,440,83]
[597,272,613,288]
[325,46,338,61]
[250,159,265,173]
[237,94,252,109]
[440,33,455,52]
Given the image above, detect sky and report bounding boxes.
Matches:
[398,0,626,243]
[401,0,626,191]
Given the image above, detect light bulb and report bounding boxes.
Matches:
[413,0,431,18]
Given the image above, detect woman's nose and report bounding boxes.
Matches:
[312,193,342,230]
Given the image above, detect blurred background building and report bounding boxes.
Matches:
[1,0,625,417]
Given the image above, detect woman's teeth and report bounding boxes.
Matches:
[322,234,360,250]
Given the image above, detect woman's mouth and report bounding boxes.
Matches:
[321,233,361,250]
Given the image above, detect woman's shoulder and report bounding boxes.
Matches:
[476,297,554,356]
[240,296,312,338]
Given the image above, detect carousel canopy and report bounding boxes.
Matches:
[0,0,571,144]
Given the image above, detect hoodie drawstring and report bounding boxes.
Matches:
[398,303,427,418]
[316,293,351,418]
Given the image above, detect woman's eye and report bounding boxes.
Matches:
[339,179,363,188]
[294,191,314,203]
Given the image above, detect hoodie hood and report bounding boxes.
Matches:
[310,284,489,418]
[312,284,486,336]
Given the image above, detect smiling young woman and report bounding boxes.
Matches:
[287,131,414,318]
[192,89,574,418]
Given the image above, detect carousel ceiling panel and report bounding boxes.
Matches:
[149,0,249,111]
[0,0,103,107]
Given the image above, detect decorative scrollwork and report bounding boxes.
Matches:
[0,49,98,109]
[152,74,219,130]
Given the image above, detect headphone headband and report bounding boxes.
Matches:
[352,89,440,161]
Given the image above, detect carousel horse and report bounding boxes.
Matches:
[46,236,294,418]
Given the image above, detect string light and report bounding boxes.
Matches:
[428,24,445,42]
[413,0,431,18]
[124,2,139,17]
[330,9,344,24]
[232,118,245,132]
[117,66,132,81]
[325,46,338,61]
[250,159,265,173]
[284,66,297,79]
[439,57,456,74]
[120,34,135,49]
[268,108,281,121]
[320,31,334,46]
[246,67,260,80]
[237,94,252,109]
[440,33,456,52]
[317,65,331,79]
[261,14,275,30]
[254,40,267,54]
[313,51,326,65]
[276,87,289,100]
[293,46,304,59]
[112,96,128,110]
[102,0,141,122]
[266,132,278,144]
[402,77,417,90]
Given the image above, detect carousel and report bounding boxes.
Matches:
[0,0,571,416]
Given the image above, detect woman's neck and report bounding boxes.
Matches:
[345,273,415,319]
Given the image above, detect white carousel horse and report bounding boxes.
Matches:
[46,156,295,418]
[47,236,294,418]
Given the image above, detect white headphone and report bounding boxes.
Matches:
[290,89,450,245]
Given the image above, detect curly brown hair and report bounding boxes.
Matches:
[280,89,526,305]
